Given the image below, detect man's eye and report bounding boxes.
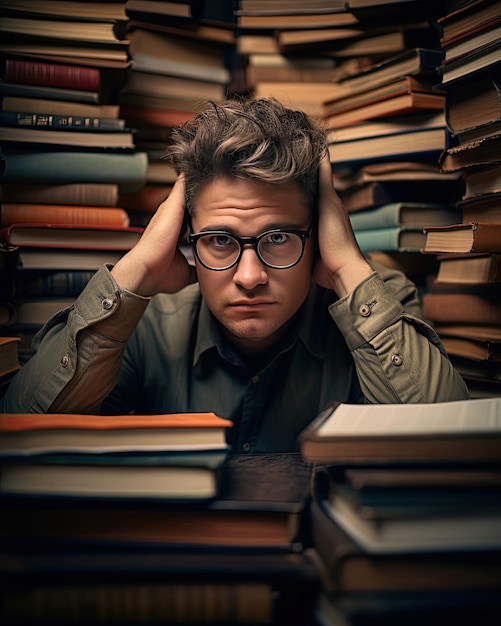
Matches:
[268,232,288,245]
[209,235,233,247]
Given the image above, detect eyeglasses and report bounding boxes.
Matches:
[188,227,312,271]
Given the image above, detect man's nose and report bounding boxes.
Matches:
[232,245,268,289]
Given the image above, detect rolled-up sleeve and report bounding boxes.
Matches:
[329,271,470,403]
[2,265,150,413]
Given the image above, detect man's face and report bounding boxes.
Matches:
[191,176,314,357]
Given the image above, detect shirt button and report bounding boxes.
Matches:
[391,354,403,366]
[251,375,259,384]
[61,355,69,368]
[359,304,371,317]
[102,298,114,311]
[242,442,251,452]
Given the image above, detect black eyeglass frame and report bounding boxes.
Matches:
[188,227,313,271]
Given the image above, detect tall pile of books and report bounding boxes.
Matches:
[421,0,501,398]
[0,411,321,624]
[119,0,237,227]
[300,397,501,625]
[0,0,148,363]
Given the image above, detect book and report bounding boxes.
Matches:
[119,184,172,214]
[0,412,233,455]
[440,336,501,363]
[443,22,501,63]
[234,10,360,29]
[439,134,501,174]
[9,269,95,299]
[435,253,501,284]
[0,1,129,20]
[121,69,227,103]
[0,336,20,379]
[423,292,501,325]
[2,58,101,92]
[328,126,452,169]
[323,90,445,129]
[0,79,103,104]
[0,126,135,150]
[353,226,426,253]
[0,16,128,44]
[458,192,501,223]
[348,203,461,230]
[310,495,501,592]
[14,248,126,271]
[0,203,130,228]
[322,75,441,118]
[445,76,501,134]
[299,397,501,463]
[423,221,501,253]
[0,110,126,131]
[1,96,120,118]
[0,183,119,207]
[0,450,228,501]
[0,150,148,193]
[0,223,143,251]
[463,164,501,198]
[333,48,444,98]
[340,179,464,212]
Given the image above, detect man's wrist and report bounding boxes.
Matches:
[329,257,374,299]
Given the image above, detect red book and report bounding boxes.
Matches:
[3,59,100,92]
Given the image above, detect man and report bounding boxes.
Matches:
[2,98,469,451]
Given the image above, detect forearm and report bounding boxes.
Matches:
[330,271,470,403]
[1,265,149,413]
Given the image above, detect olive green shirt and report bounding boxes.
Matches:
[2,263,469,452]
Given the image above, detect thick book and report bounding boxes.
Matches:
[439,134,501,174]
[444,74,501,135]
[0,150,148,193]
[423,292,501,325]
[299,397,501,464]
[235,10,359,30]
[9,269,95,299]
[1,96,120,119]
[0,223,143,251]
[328,126,452,168]
[435,253,501,285]
[353,226,426,254]
[0,412,233,455]
[0,79,102,104]
[0,15,128,43]
[0,110,126,131]
[13,248,125,271]
[341,179,464,213]
[463,164,501,198]
[423,221,501,254]
[438,39,501,86]
[0,178,118,206]
[440,336,501,363]
[0,126,135,151]
[0,204,130,228]
[310,496,501,592]
[0,450,228,501]
[348,203,461,231]
[437,0,501,44]
[3,59,100,92]
[458,192,501,223]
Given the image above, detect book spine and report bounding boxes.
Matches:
[0,82,100,104]
[1,97,120,119]
[0,183,119,207]
[0,111,125,131]
[353,226,403,253]
[0,204,130,228]
[1,151,148,193]
[349,204,402,231]
[12,270,95,299]
[4,60,101,92]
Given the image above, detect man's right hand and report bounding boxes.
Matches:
[112,174,197,296]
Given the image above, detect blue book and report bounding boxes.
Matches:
[353,226,426,253]
[349,202,461,232]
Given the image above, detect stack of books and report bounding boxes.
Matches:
[0,411,320,624]
[0,1,149,362]
[299,397,501,625]
[420,0,501,398]
[119,1,236,227]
